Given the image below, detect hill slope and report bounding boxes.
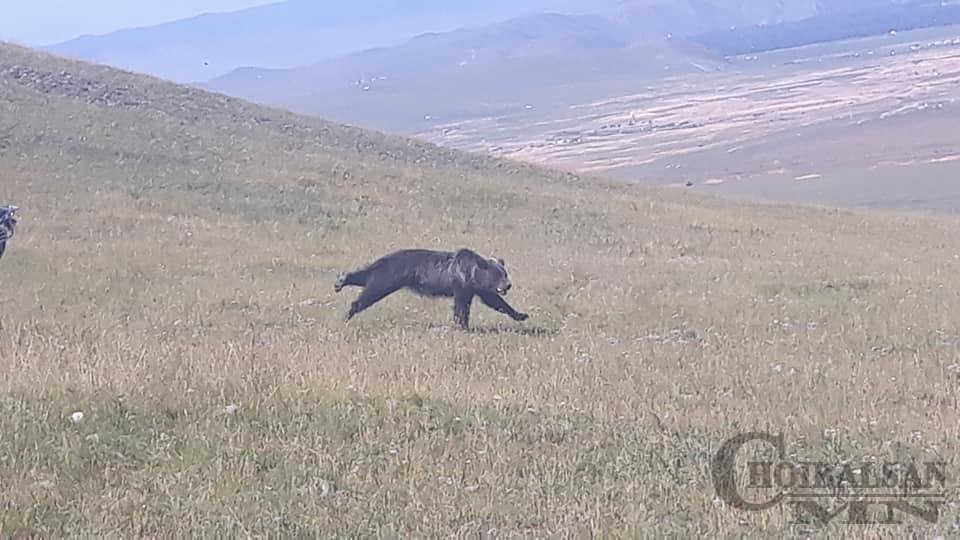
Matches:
[3,42,960,536]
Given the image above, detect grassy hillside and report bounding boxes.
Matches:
[2,42,960,537]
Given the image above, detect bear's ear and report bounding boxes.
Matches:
[497,258,505,267]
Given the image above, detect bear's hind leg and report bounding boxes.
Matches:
[347,280,402,320]
[335,269,370,293]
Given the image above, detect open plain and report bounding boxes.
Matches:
[418,25,960,213]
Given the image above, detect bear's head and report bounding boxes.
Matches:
[480,256,512,296]
[455,249,513,296]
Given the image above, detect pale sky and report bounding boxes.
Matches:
[0,0,279,45]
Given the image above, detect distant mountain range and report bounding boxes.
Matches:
[200,11,727,132]
[206,13,660,101]
[198,1,830,131]
[40,0,960,134]
[44,0,623,83]
[45,0,833,84]
[696,1,960,55]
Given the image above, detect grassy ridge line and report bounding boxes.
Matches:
[0,42,584,186]
[2,42,960,536]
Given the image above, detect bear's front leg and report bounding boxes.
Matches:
[453,291,474,329]
[478,291,529,322]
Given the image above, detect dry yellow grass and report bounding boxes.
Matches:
[1,42,959,537]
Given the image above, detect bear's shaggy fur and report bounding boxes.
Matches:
[334,248,529,329]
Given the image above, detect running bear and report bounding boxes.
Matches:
[335,248,529,329]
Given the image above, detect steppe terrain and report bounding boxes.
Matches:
[2,41,960,537]
[419,25,960,212]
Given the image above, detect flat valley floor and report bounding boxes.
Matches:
[417,25,960,214]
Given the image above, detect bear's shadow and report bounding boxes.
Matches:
[425,323,559,337]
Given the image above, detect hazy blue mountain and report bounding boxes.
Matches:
[45,0,622,83]
[44,0,921,85]
[208,13,632,99]
[695,0,958,55]
[45,0,949,136]
[203,1,822,116]
[613,0,821,37]
[204,0,825,99]
[203,11,724,132]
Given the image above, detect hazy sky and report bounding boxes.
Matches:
[0,0,278,45]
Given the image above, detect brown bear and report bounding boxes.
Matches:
[334,248,529,329]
